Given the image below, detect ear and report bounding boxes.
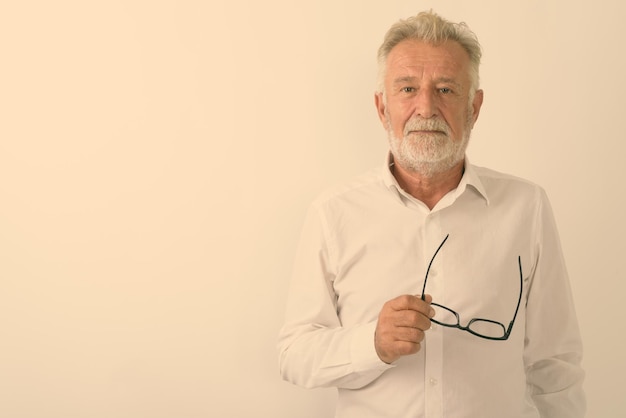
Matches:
[374,92,388,127]
[470,89,484,127]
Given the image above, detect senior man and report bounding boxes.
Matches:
[278,11,585,418]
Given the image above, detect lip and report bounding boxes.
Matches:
[408,130,446,134]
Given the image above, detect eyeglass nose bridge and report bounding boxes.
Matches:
[430,302,510,340]
[431,303,508,340]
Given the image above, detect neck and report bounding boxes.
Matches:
[391,160,465,210]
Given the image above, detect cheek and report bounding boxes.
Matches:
[391,118,406,136]
[386,110,409,136]
[445,107,473,136]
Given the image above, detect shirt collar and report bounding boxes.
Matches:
[382,152,490,206]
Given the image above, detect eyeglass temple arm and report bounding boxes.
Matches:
[505,256,524,333]
[420,234,450,301]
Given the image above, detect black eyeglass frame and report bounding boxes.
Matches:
[420,234,523,341]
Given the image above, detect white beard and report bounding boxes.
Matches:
[387,114,472,178]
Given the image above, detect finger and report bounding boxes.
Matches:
[417,294,436,318]
[389,295,435,320]
[392,340,421,357]
[394,326,425,344]
[394,310,432,330]
[376,340,421,364]
[420,294,433,304]
[389,294,431,312]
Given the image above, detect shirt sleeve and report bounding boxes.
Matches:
[277,204,393,389]
[524,189,586,416]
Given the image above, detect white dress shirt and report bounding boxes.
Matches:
[278,155,585,418]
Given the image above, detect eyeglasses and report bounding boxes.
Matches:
[420,234,523,341]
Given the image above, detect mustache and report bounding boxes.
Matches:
[403,118,450,136]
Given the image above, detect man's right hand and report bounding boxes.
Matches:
[374,294,435,364]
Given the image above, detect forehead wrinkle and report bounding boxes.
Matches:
[392,75,418,85]
[384,39,471,89]
[392,75,461,86]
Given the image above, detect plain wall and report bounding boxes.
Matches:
[1,1,624,417]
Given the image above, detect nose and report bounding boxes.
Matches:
[414,89,437,119]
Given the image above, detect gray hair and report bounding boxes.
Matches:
[376,11,482,95]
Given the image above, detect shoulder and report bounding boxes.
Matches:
[465,164,553,213]
[471,164,547,197]
[311,167,387,210]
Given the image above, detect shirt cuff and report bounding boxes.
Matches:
[350,321,396,372]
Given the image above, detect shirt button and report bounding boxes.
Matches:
[429,377,438,385]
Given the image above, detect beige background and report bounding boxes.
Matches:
[1,1,624,417]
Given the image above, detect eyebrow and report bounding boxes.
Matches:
[392,76,418,85]
[392,76,462,88]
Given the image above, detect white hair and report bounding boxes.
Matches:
[376,11,482,96]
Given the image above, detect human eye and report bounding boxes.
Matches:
[401,86,416,93]
[438,87,452,94]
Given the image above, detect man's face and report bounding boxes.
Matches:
[375,39,483,177]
